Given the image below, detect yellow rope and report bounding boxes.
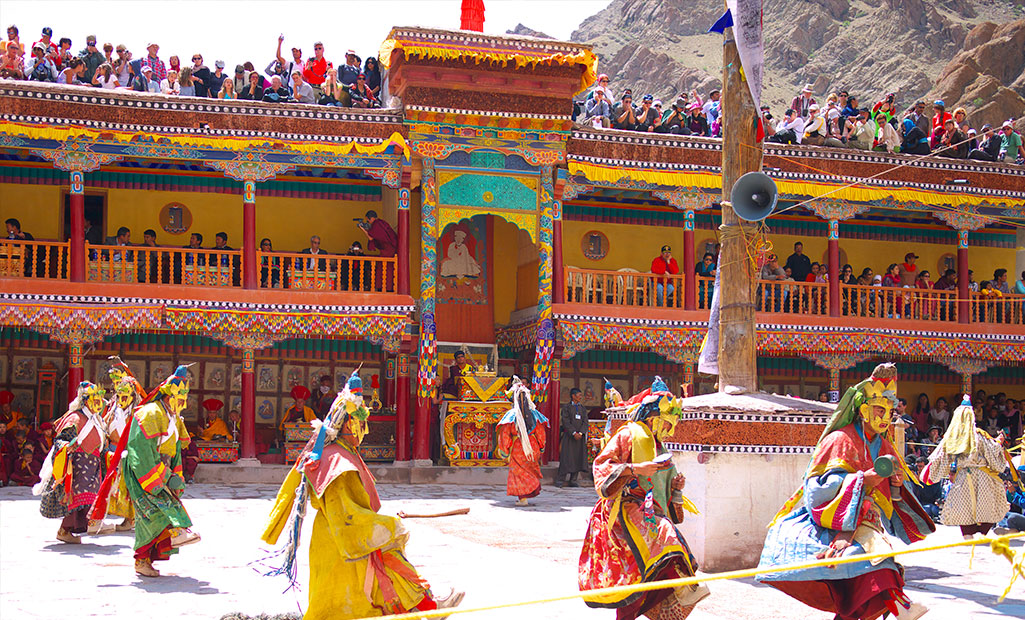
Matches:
[353,532,1025,620]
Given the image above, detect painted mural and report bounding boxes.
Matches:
[436,215,488,305]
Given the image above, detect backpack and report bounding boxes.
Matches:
[30,59,54,82]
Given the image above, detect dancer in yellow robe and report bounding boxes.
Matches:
[262,371,464,620]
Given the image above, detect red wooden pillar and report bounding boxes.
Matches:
[69,171,86,282]
[828,219,840,317]
[395,353,411,461]
[67,341,84,403]
[397,186,410,296]
[957,230,970,324]
[240,348,257,459]
[242,180,258,289]
[683,210,696,310]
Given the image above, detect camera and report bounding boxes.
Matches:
[353,218,369,230]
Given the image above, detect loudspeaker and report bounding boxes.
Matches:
[730,172,779,222]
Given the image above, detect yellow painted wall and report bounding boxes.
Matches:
[0,183,62,239]
[562,220,685,272]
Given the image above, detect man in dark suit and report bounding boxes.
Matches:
[555,387,588,487]
[297,235,329,271]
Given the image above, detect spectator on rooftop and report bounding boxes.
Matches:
[936,119,968,158]
[589,74,612,104]
[26,43,57,82]
[57,57,85,86]
[872,92,898,126]
[55,37,73,69]
[612,93,637,131]
[319,68,349,106]
[77,35,104,84]
[767,108,805,144]
[303,41,330,98]
[209,60,228,95]
[635,95,659,132]
[139,42,166,83]
[350,73,379,108]
[899,118,930,155]
[132,65,158,93]
[340,49,360,86]
[290,70,315,104]
[583,87,611,127]
[168,55,181,75]
[848,108,876,150]
[953,107,970,133]
[930,100,952,149]
[160,69,180,95]
[232,64,246,94]
[189,54,211,97]
[790,84,815,120]
[802,104,826,145]
[101,42,116,68]
[275,35,303,83]
[760,105,776,134]
[36,26,56,57]
[217,77,236,100]
[966,128,979,151]
[113,44,133,86]
[903,101,930,137]
[263,75,290,103]
[841,94,859,121]
[999,121,1025,163]
[239,70,264,101]
[363,57,382,97]
[702,89,721,124]
[0,42,24,79]
[685,102,709,136]
[91,62,119,89]
[657,97,688,134]
[873,111,901,152]
[178,67,196,96]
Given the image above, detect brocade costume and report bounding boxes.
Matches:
[496,379,548,501]
[48,384,108,537]
[757,364,934,620]
[578,378,704,620]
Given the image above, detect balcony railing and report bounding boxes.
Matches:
[564,268,1025,327]
[86,244,242,287]
[261,252,397,292]
[565,267,685,308]
[0,239,70,280]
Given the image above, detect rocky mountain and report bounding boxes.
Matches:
[506,24,554,39]
[564,0,1025,123]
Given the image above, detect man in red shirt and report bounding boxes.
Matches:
[302,41,330,99]
[651,244,680,306]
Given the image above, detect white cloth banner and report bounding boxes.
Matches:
[726,0,764,113]
[697,254,722,376]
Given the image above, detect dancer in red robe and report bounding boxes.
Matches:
[496,378,548,506]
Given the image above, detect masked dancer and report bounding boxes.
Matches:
[496,377,549,506]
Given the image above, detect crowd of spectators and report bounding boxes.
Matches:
[1,24,384,108]
[576,75,1025,166]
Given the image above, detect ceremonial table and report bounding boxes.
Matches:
[440,373,512,466]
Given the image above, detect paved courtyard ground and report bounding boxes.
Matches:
[1,482,1022,619]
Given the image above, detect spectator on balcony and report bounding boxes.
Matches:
[5,218,31,241]
[993,268,1010,295]
[802,104,826,145]
[685,102,709,136]
[790,84,815,120]
[26,43,57,82]
[0,42,24,79]
[217,77,236,99]
[159,69,180,95]
[911,393,931,434]
[767,108,804,144]
[258,238,282,289]
[839,264,856,285]
[137,228,165,284]
[999,121,1025,163]
[298,235,328,271]
[361,210,398,258]
[290,70,314,104]
[315,374,334,418]
[760,254,786,311]
[182,232,206,269]
[363,56,382,98]
[914,270,935,319]
[1015,270,1025,295]
[783,242,812,282]
[77,35,103,84]
[340,241,372,292]
[132,65,158,92]
[967,124,998,161]
[237,70,264,100]
[104,226,133,265]
[899,118,930,155]
[934,268,957,320]
[656,97,687,135]
[263,75,289,103]
[83,219,102,246]
[936,119,968,159]
[112,44,132,86]
[340,49,361,86]
[135,42,165,83]
[651,244,679,306]
[930,100,952,149]
[967,269,979,292]
[633,95,659,133]
[929,397,951,431]
[350,73,379,108]
[612,93,637,131]
[898,252,918,286]
[583,88,611,128]
[696,252,716,309]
